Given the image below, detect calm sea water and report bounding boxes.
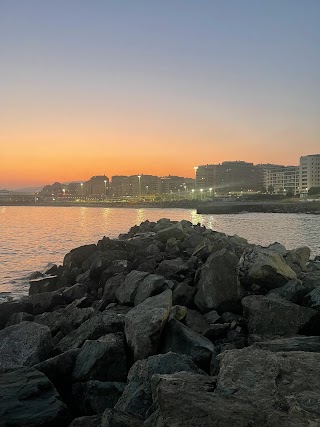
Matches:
[1,206,319,301]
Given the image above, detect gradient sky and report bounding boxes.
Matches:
[1,0,320,189]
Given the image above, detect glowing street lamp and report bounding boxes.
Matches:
[209,187,212,198]
[200,188,203,200]
[138,175,141,198]
[104,180,107,200]
[194,166,198,190]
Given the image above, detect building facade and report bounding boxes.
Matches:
[262,165,299,195]
[300,154,320,192]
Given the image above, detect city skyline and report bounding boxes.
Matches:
[1,1,320,189]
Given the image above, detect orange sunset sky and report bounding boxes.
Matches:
[1,1,319,189]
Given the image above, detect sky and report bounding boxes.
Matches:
[1,0,320,189]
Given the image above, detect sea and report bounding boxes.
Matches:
[1,206,319,301]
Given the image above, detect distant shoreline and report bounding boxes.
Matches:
[1,200,320,215]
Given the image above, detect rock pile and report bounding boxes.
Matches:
[1,218,320,426]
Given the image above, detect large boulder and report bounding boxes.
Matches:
[72,381,125,415]
[267,278,314,303]
[29,275,59,295]
[56,312,125,353]
[172,281,196,307]
[242,295,319,338]
[194,249,241,313]
[156,258,189,279]
[303,288,320,311]
[0,367,70,426]
[101,409,143,427]
[23,290,65,315]
[184,309,210,335]
[146,371,263,427]
[285,246,311,272]
[63,244,97,270]
[217,347,320,425]
[155,223,186,243]
[62,283,88,303]
[72,333,127,382]
[134,274,168,306]
[0,321,52,371]
[125,290,172,361]
[161,319,215,372]
[238,247,297,291]
[0,300,33,329]
[252,336,320,353]
[115,271,149,305]
[115,352,203,419]
[34,306,94,336]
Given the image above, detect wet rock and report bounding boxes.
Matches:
[194,249,241,313]
[125,290,172,361]
[29,275,59,295]
[242,295,319,338]
[161,319,215,372]
[0,367,70,426]
[0,321,52,371]
[101,409,143,427]
[115,271,149,305]
[56,311,125,353]
[115,352,202,419]
[238,247,297,291]
[72,381,125,415]
[157,258,189,279]
[72,333,126,382]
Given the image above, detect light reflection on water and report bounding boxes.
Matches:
[0,206,319,299]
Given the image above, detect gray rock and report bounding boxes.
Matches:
[285,246,311,272]
[101,409,143,427]
[172,281,196,307]
[115,271,149,305]
[147,371,263,427]
[267,278,313,303]
[0,367,70,426]
[34,306,94,336]
[157,258,189,279]
[63,244,97,270]
[29,275,59,295]
[125,290,172,361]
[217,347,320,425]
[72,381,125,415]
[238,247,297,290]
[268,242,287,256]
[194,249,241,313]
[73,333,126,382]
[155,223,186,243]
[169,305,187,321]
[56,311,125,353]
[69,416,101,427]
[184,309,210,334]
[252,336,320,352]
[62,283,88,303]
[115,352,203,419]
[134,274,167,306]
[0,321,52,372]
[90,251,128,281]
[203,309,220,324]
[23,290,65,315]
[0,300,33,329]
[161,319,215,372]
[100,273,126,307]
[242,295,319,338]
[303,287,320,311]
[6,311,34,326]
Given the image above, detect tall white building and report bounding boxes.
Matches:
[262,165,299,195]
[300,154,320,192]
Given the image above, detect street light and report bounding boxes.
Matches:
[80,183,83,200]
[200,188,203,200]
[194,166,198,190]
[138,175,141,198]
[209,187,212,198]
[104,180,107,200]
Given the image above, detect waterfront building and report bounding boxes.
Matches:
[300,154,320,192]
[262,165,300,195]
[160,175,195,195]
[196,161,262,194]
[83,175,109,198]
[111,176,130,197]
[128,174,161,197]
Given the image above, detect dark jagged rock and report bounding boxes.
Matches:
[115,271,149,305]
[101,409,143,427]
[133,274,168,306]
[251,336,320,352]
[267,278,314,303]
[194,249,241,313]
[0,367,70,426]
[23,290,65,315]
[29,275,59,295]
[302,287,320,311]
[155,223,186,243]
[72,333,127,382]
[56,311,125,353]
[242,295,320,338]
[62,283,88,303]
[285,246,311,272]
[72,381,126,415]
[6,311,34,326]
[115,352,203,419]
[0,321,52,371]
[69,415,101,427]
[0,299,33,329]
[125,290,172,361]
[172,280,196,307]
[184,309,210,334]
[63,244,97,270]
[161,319,215,372]
[156,258,189,279]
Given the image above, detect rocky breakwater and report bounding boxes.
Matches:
[1,219,320,426]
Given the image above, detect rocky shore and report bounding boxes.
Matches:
[1,218,320,426]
